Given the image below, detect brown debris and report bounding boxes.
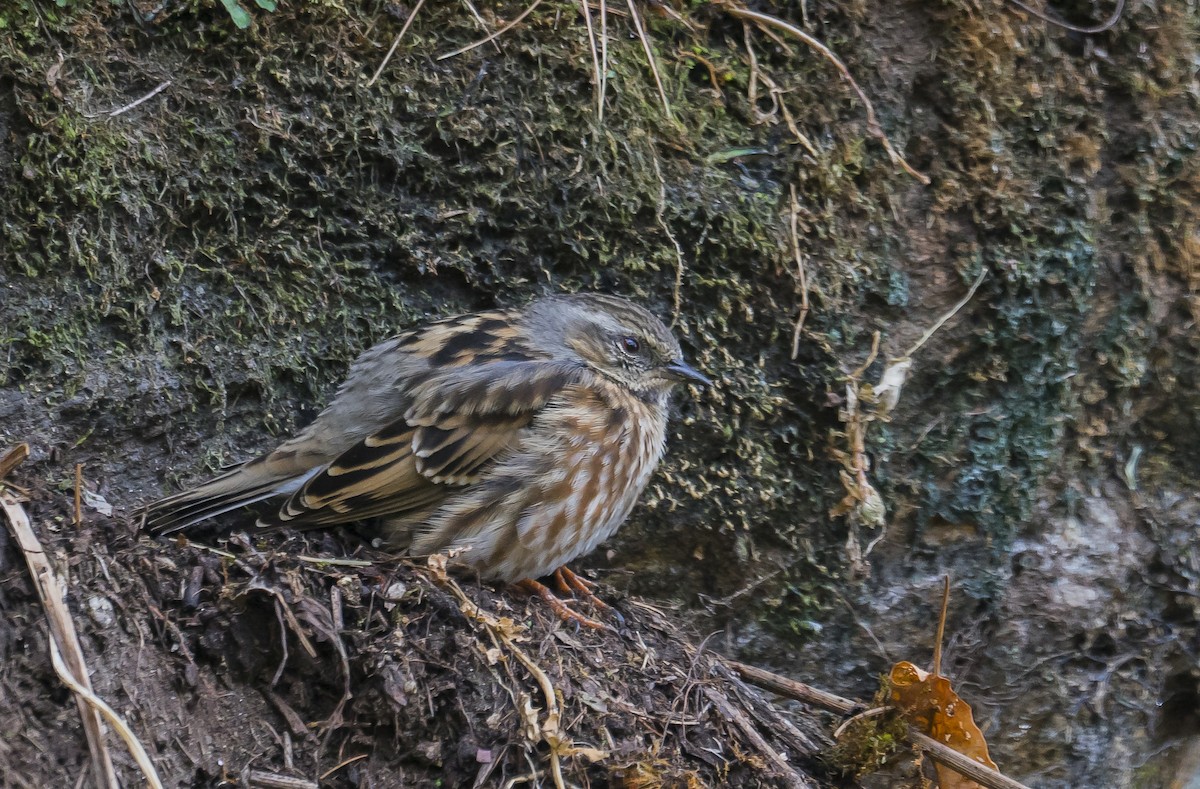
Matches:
[0,485,831,787]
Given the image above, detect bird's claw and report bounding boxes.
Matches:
[517,578,611,631]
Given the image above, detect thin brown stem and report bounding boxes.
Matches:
[1005,0,1125,33]
[788,184,810,359]
[724,5,929,184]
[933,575,950,678]
[73,463,82,527]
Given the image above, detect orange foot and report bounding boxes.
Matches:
[552,567,625,628]
[516,571,617,631]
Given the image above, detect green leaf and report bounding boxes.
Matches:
[704,148,772,165]
[253,0,276,10]
[219,0,252,28]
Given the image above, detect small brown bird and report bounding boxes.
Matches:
[141,293,708,624]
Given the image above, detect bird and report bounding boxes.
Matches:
[139,293,710,627]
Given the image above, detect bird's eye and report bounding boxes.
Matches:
[619,336,641,355]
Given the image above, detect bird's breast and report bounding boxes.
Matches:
[514,384,667,568]
[417,381,670,582]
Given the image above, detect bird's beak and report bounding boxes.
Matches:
[662,360,712,387]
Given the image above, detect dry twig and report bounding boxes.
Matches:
[2,488,163,788]
[677,49,722,94]
[742,21,817,154]
[579,0,604,121]
[246,770,318,789]
[0,443,29,482]
[933,575,950,678]
[651,154,686,326]
[903,267,989,358]
[726,659,856,715]
[727,660,1033,789]
[109,81,171,118]
[829,330,886,558]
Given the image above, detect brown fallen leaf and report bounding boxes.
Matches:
[889,660,997,789]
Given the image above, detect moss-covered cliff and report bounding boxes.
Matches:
[2,1,1197,786]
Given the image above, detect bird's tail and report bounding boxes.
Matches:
[139,457,317,536]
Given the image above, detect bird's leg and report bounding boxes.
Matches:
[552,567,624,626]
[515,578,608,631]
[553,566,597,595]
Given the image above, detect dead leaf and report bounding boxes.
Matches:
[82,489,113,517]
[873,357,912,414]
[890,661,997,789]
[560,744,609,762]
[517,693,541,742]
[426,553,448,581]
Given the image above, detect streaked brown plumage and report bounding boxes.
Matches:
[140,293,708,586]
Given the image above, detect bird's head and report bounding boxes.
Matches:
[527,293,711,399]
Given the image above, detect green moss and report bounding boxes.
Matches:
[825,684,908,780]
[4,0,1196,660]
[0,1,867,616]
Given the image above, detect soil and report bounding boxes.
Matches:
[0,490,831,788]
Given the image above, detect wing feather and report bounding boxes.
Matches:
[262,361,582,530]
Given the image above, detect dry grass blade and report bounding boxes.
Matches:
[626,0,672,119]
[723,5,930,185]
[48,639,165,789]
[317,753,369,782]
[599,0,609,122]
[1,492,126,789]
[367,0,427,87]
[438,0,544,61]
[579,0,604,121]
[294,554,374,567]
[461,0,504,52]
[831,705,889,739]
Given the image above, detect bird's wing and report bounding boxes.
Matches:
[263,361,583,529]
[141,308,541,534]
